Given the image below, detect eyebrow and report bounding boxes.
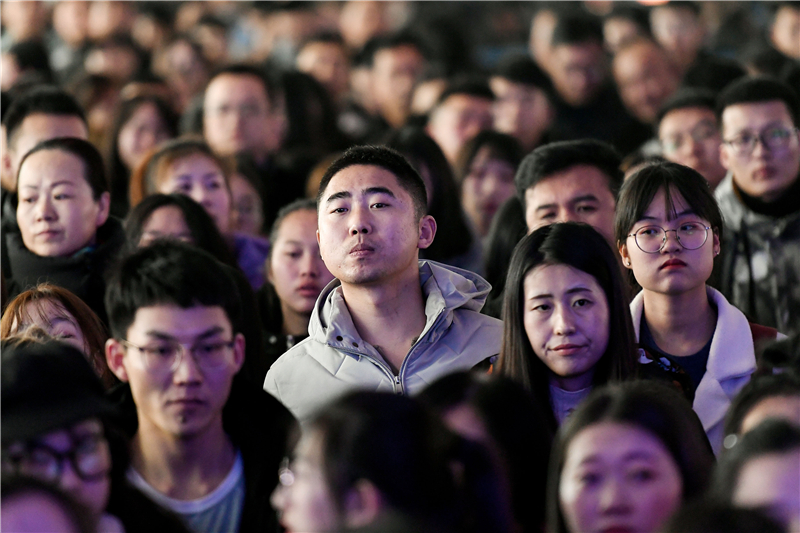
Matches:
[325,186,396,205]
[535,194,599,212]
[20,180,77,190]
[528,286,594,300]
[576,450,657,467]
[144,325,226,342]
[639,208,696,221]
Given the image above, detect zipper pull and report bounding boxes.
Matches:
[394,374,403,395]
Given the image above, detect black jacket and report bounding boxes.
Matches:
[2,216,126,324]
[108,373,297,533]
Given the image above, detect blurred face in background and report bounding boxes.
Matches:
[427,94,494,165]
[491,77,554,152]
[659,106,726,189]
[461,147,517,237]
[229,173,264,237]
[117,102,172,171]
[548,42,606,107]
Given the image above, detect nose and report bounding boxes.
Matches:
[172,347,203,384]
[598,477,632,516]
[661,228,682,253]
[348,205,371,236]
[270,482,288,513]
[57,458,82,492]
[34,195,56,221]
[553,305,577,336]
[299,251,319,277]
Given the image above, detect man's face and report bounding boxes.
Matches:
[650,6,705,68]
[427,94,494,165]
[107,305,244,440]
[16,149,109,258]
[371,45,425,127]
[659,106,727,189]
[317,164,434,286]
[524,164,617,245]
[296,42,350,101]
[613,42,679,124]
[491,77,553,151]
[203,73,278,162]
[720,100,800,203]
[2,114,88,191]
[548,42,607,107]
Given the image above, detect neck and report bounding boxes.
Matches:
[131,416,236,500]
[340,270,427,373]
[280,302,311,337]
[641,284,717,356]
[549,370,594,392]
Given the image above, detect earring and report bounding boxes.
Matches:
[625,260,631,266]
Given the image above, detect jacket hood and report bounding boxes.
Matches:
[309,260,492,342]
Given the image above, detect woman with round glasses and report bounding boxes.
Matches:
[615,161,781,454]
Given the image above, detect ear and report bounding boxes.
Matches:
[418,214,437,250]
[1,147,14,191]
[618,241,633,269]
[719,141,731,171]
[105,338,130,383]
[232,332,246,372]
[712,229,721,257]
[343,479,384,529]
[95,191,111,228]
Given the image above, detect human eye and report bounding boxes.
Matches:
[20,195,37,204]
[539,211,556,221]
[732,132,754,148]
[573,298,592,308]
[575,204,597,214]
[578,470,602,486]
[370,202,388,209]
[766,127,791,141]
[628,467,657,483]
[74,435,102,455]
[531,303,551,312]
[638,226,660,237]
[146,344,176,359]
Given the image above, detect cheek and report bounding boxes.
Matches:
[523,311,547,351]
[559,475,595,531]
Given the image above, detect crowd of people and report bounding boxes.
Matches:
[1,1,800,532]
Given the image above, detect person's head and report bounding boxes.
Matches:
[1,283,112,387]
[267,199,334,327]
[367,32,427,128]
[315,146,435,287]
[202,64,282,163]
[1,475,95,533]
[1,40,54,91]
[455,130,523,237]
[650,1,705,71]
[602,5,651,54]
[615,162,722,296]
[104,242,245,441]
[547,12,607,107]
[717,76,800,203]
[724,372,800,440]
[770,2,800,59]
[612,38,680,125]
[16,137,110,258]
[490,54,556,152]
[296,32,351,103]
[482,196,527,318]
[2,338,117,521]
[419,372,552,533]
[713,419,800,532]
[107,95,177,177]
[426,78,495,166]
[496,223,637,405]
[123,193,236,266]
[548,381,715,533]
[271,390,513,533]
[516,139,622,245]
[1,87,88,191]
[656,88,727,189]
[661,500,786,533]
[131,136,232,233]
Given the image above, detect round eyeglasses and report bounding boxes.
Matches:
[3,434,111,483]
[628,222,711,254]
[120,338,235,374]
[723,127,799,156]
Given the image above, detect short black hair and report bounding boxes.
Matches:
[316,145,428,221]
[204,63,280,109]
[515,139,623,206]
[6,40,54,84]
[2,87,86,150]
[614,161,724,246]
[365,31,426,68]
[681,57,746,95]
[434,76,495,108]
[716,76,800,127]
[656,87,717,131]
[105,241,242,339]
[723,372,800,438]
[18,137,108,200]
[550,12,603,48]
[493,54,555,100]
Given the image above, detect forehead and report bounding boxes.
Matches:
[552,42,603,64]
[659,106,715,133]
[277,209,316,238]
[438,94,492,116]
[491,77,542,97]
[21,298,74,323]
[529,164,614,204]
[615,44,664,72]
[641,187,691,219]
[566,421,671,463]
[524,263,603,293]
[166,153,222,175]
[374,44,423,66]
[721,100,795,132]
[18,149,88,186]
[322,164,407,198]
[204,73,268,105]
[127,305,232,337]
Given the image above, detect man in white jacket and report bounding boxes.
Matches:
[264,146,503,422]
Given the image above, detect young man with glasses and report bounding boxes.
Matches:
[656,88,727,190]
[716,76,800,336]
[105,241,295,533]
